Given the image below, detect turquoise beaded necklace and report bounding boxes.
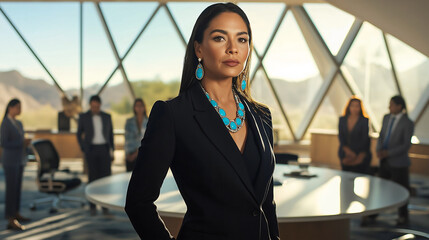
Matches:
[200,83,246,133]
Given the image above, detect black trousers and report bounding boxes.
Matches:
[85,144,112,209]
[378,159,410,219]
[3,164,24,219]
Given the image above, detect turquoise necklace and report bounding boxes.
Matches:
[200,84,245,133]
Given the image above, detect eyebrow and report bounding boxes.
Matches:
[209,29,248,36]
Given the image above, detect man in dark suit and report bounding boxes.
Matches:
[376,95,414,226]
[77,95,114,215]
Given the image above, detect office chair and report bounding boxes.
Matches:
[274,153,298,164]
[30,139,86,213]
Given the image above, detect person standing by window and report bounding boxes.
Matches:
[1,99,31,230]
[377,95,414,226]
[338,96,372,174]
[77,95,114,216]
[124,98,148,172]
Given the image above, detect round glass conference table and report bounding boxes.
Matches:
[85,164,409,240]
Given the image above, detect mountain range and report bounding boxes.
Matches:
[0,59,428,114]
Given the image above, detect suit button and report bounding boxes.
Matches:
[252,210,259,216]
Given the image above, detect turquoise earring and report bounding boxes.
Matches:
[241,76,246,91]
[196,58,204,80]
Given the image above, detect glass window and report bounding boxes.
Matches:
[100,2,159,57]
[0,4,63,130]
[122,7,184,85]
[415,107,429,144]
[341,22,398,128]
[251,69,294,142]
[306,74,352,139]
[98,70,134,131]
[264,12,323,133]
[304,3,355,56]
[131,80,180,114]
[386,34,429,114]
[1,3,80,92]
[238,3,286,52]
[83,3,117,90]
[167,2,214,41]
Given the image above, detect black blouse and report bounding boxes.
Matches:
[242,124,262,185]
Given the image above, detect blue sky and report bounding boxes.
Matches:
[0,2,425,90]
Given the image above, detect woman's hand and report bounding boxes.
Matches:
[343,146,356,159]
[343,152,365,166]
[342,156,355,166]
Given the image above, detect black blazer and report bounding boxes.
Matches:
[125,83,280,240]
[76,111,114,153]
[338,116,372,168]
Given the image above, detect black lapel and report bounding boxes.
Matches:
[241,98,275,204]
[189,83,257,203]
[86,111,94,138]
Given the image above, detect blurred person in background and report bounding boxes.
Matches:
[77,95,114,216]
[338,96,372,174]
[0,98,31,230]
[376,95,414,226]
[124,98,148,172]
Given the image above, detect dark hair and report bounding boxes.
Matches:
[89,95,101,104]
[179,3,267,114]
[343,96,368,118]
[391,95,407,112]
[133,98,147,118]
[179,3,251,93]
[4,98,21,119]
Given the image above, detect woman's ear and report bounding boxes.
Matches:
[194,41,202,59]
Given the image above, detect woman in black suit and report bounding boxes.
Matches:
[338,96,372,174]
[125,3,280,240]
[0,99,31,230]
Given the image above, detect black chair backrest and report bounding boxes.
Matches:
[32,139,60,177]
[274,153,298,164]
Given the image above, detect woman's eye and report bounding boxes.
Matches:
[213,36,225,42]
[239,38,248,43]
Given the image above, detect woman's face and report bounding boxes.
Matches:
[9,103,21,117]
[134,101,145,116]
[349,100,361,116]
[194,12,250,81]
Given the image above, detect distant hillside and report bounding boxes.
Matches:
[0,70,61,110]
[1,57,428,114]
[0,82,43,113]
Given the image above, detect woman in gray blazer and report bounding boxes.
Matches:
[124,98,148,172]
[0,99,30,230]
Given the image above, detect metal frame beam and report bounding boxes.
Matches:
[164,4,187,47]
[95,3,135,98]
[383,32,402,96]
[95,3,162,97]
[0,6,68,98]
[292,6,337,140]
[80,3,83,106]
[249,5,296,141]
